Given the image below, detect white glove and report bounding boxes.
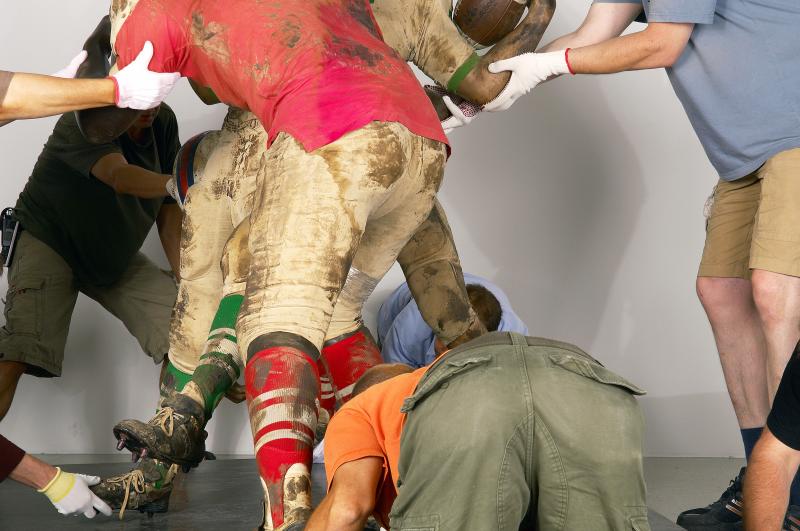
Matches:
[52,51,88,79]
[441,95,480,134]
[38,467,112,518]
[483,50,571,112]
[111,41,181,110]
[165,176,183,208]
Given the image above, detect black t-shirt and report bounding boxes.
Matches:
[14,104,180,287]
[768,345,800,450]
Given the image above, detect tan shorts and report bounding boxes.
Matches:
[0,232,175,377]
[699,148,800,279]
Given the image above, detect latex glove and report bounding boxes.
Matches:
[441,95,481,134]
[111,41,181,110]
[483,50,570,112]
[38,467,112,518]
[52,51,88,79]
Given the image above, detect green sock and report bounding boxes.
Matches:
[185,294,244,419]
[160,362,193,402]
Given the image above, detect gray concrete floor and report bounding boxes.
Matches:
[0,455,741,529]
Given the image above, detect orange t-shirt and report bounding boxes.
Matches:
[324,366,428,527]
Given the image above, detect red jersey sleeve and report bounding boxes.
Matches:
[0,434,25,482]
[114,0,187,73]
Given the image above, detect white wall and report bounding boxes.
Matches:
[0,1,740,457]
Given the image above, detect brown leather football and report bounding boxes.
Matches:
[452,0,527,47]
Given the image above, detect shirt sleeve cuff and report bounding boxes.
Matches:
[767,415,800,452]
[646,10,715,24]
[0,435,26,482]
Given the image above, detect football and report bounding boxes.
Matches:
[452,0,527,48]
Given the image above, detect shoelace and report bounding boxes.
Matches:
[150,407,176,437]
[105,470,145,520]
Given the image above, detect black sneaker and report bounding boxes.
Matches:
[785,505,800,531]
[676,467,745,530]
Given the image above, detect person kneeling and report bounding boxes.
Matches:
[309,331,650,531]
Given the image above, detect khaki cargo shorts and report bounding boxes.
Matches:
[699,148,800,279]
[0,232,176,377]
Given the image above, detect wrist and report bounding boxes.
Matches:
[36,466,63,494]
[564,49,576,75]
[107,76,121,105]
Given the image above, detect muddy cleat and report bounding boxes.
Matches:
[258,463,313,531]
[114,394,207,468]
[91,457,178,519]
[677,467,745,530]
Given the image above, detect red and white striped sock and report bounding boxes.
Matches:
[246,344,319,528]
[321,327,382,406]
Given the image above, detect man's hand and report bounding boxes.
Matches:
[441,96,480,134]
[111,42,180,110]
[483,50,571,112]
[52,51,88,79]
[39,468,112,518]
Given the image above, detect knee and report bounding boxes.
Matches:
[696,276,752,317]
[751,272,791,329]
[0,361,27,388]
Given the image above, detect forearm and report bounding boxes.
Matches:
[306,493,371,531]
[8,454,58,490]
[745,455,792,529]
[0,74,115,121]
[157,205,183,279]
[110,165,170,198]
[568,25,690,73]
[457,0,556,104]
[744,431,800,530]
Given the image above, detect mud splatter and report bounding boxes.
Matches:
[278,17,302,48]
[190,12,232,63]
[365,127,406,188]
[346,0,381,39]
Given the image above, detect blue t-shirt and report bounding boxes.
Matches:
[595,0,800,181]
[377,273,529,368]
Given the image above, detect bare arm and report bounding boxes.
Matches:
[744,428,800,531]
[91,152,170,198]
[569,21,694,72]
[306,457,383,531]
[188,79,221,105]
[0,73,116,122]
[541,2,643,51]
[157,203,183,280]
[9,454,58,490]
[75,16,140,144]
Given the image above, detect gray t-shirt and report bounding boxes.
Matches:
[595,0,800,181]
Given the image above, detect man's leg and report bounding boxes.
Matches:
[748,147,800,512]
[0,361,27,420]
[0,232,78,420]
[238,124,444,529]
[682,175,764,527]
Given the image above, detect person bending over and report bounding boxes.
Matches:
[378,273,528,367]
[309,332,649,531]
[0,434,111,518]
[0,103,182,421]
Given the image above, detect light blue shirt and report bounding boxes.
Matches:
[595,0,800,181]
[377,273,529,368]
